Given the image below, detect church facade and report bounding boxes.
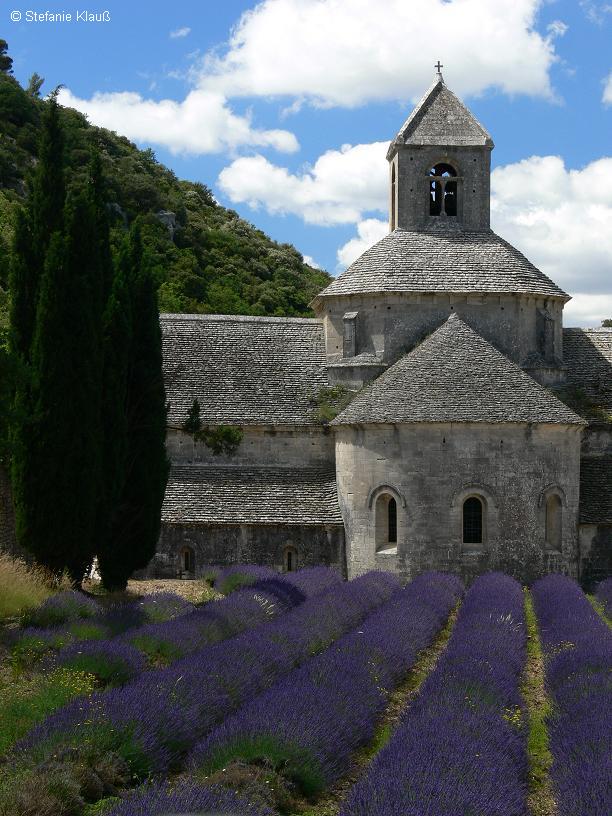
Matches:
[153,75,612,586]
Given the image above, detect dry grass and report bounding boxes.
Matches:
[0,553,70,621]
[82,577,222,605]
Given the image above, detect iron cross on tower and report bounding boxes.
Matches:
[435,60,443,74]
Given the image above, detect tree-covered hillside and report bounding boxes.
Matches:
[0,50,331,328]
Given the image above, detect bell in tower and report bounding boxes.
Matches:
[388,67,494,231]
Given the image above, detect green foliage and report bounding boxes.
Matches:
[311,385,356,424]
[96,226,170,591]
[195,735,325,799]
[26,72,44,98]
[552,384,612,423]
[522,591,556,814]
[0,63,331,321]
[128,633,181,666]
[182,398,243,456]
[0,40,12,74]
[217,572,259,595]
[182,397,202,434]
[197,425,244,456]
[0,668,95,755]
[602,318,612,327]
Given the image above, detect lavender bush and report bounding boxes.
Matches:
[105,780,274,816]
[49,640,146,686]
[188,572,462,796]
[214,564,279,595]
[14,571,398,792]
[596,576,612,618]
[532,574,612,816]
[121,566,340,665]
[21,590,99,628]
[338,573,528,816]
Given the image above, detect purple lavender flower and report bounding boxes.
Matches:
[16,570,398,788]
[596,576,612,619]
[22,590,99,628]
[532,574,612,816]
[338,573,528,816]
[105,780,274,816]
[51,639,147,686]
[188,572,462,796]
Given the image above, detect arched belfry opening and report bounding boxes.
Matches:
[429,163,458,217]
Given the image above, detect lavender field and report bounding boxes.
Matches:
[0,568,610,816]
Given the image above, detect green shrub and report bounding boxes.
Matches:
[11,630,73,669]
[0,668,96,755]
[217,572,259,595]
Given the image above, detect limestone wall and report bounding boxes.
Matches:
[166,425,335,468]
[335,422,582,582]
[321,292,564,376]
[149,522,346,578]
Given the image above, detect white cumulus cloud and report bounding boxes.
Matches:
[170,26,191,39]
[603,72,612,105]
[217,142,388,225]
[57,88,299,156]
[220,142,612,325]
[336,219,388,268]
[201,0,559,106]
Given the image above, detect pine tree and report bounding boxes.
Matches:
[97,226,169,590]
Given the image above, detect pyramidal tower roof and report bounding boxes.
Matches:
[387,74,494,159]
[332,315,584,426]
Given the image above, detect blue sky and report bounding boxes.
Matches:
[5,0,612,325]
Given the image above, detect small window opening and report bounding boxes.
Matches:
[388,498,397,543]
[429,163,459,217]
[284,545,298,572]
[545,494,562,551]
[375,492,399,553]
[180,546,194,574]
[463,497,483,545]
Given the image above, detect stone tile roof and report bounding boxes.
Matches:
[316,226,568,301]
[563,328,612,413]
[580,456,612,524]
[387,77,493,157]
[332,315,584,426]
[161,314,328,427]
[161,465,343,526]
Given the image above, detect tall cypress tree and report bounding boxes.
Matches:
[25,187,103,579]
[9,94,66,566]
[97,226,169,590]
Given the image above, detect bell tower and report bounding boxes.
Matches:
[388,67,494,231]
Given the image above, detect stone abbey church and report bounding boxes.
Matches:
[154,74,612,585]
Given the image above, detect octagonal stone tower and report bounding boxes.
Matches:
[312,74,569,389]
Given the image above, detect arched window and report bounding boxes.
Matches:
[375,493,399,553]
[463,497,483,545]
[284,545,298,572]
[545,494,562,551]
[180,546,195,574]
[429,163,458,217]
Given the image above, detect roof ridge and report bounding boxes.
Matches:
[332,315,585,426]
[161,313,323,325]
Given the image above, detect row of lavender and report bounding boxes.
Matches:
[339,573,528,816]
[596,575,612,619]
[532,574,612,816]
[11,566,337,681]
[104,572,462,815]
[7,571,399,812]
